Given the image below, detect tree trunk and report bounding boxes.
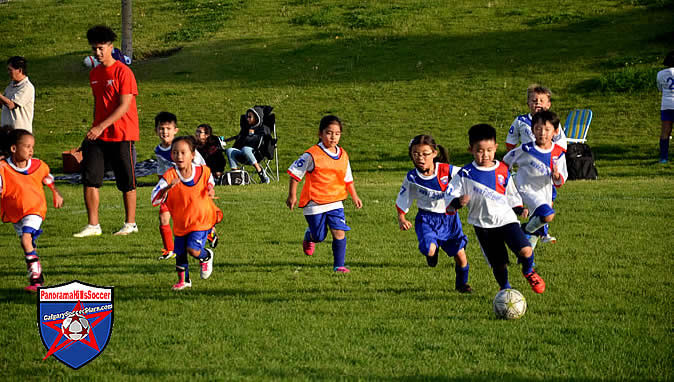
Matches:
[121,0,133,59]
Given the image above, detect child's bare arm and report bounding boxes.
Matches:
[346,182,363,209]
[286,177,299,210]
[397,210,412,231]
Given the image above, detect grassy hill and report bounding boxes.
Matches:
[0,0,672,380]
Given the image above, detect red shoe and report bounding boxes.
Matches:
[524,270,546,294]
[302,240,315,256]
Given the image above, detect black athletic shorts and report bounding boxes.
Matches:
[474,222,530,267]
[81,140,136,192]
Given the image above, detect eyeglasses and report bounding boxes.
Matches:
[411,151,434,159]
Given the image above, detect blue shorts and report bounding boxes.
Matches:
[474,223,531,267]
[415,210,468,257]
[532,204,555,218]
[174,230,210,256]
[661,110,674,122]
[304,208,350,243]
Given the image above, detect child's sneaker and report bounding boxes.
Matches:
[541,234,557,244]
[455,284,473,294]
[158,249,175,260]
[524,270,546,294]
[207,229,219,248]
[302,240,315,256]
[334,266,350,273]
[200,249,214,279]
[73,224,102,238]
[172,280,192,291]
[114,223,138,236]
[24,284,41,293]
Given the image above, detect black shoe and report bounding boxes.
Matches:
[456,284,473,294]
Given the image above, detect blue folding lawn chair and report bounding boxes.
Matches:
[563,109,593,144]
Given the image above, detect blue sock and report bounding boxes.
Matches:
[332,237,346,268]
[455,264,469,289]
[660,138,669,161]
[492,264,510,289]
[304,229,312,243]
[176,253,189,282]
[519,253,535,275]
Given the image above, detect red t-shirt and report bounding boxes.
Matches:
[89,60,139,142]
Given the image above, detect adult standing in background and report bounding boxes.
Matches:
[0,56,35,133]
[73,25,139,238]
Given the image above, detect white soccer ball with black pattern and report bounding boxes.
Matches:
[493,288,527,320]
[61,314,91,341]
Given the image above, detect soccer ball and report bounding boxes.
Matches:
[61,314,91,341]
[493,288,527,320]
[83,56,100,69]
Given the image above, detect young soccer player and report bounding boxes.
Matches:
[505,84,566,244]
[503,111,568,249]
[151,136,223,290]
[447,124,545,293]
[396,134,472,293]
[153,112,217,260]
[657,51,674,164]
[0,129,63,292]
[286,115,363,273]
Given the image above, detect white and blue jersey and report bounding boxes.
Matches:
[503,142,567,212]
[657,68,674,111]
[396,163,467,256]
[446,161,523,229]
[506,113,567,150]
[154,144,205,175]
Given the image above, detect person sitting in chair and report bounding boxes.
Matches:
[224,106,270,184]
[195,123,226,179]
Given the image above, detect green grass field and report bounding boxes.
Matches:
[1,0,673,380]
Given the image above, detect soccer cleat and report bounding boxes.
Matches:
[73,225,102,238]
[302,240,315,256]
[24,283,42,293]
[541,234,557,244]
[113,223,138,236]
[524,270,546,294]
[334,266,351,273]
[456,284,473,294]
[207,229,219,248]
[200,249,214,279]
[171,280,192,291]
[158,249,175,260]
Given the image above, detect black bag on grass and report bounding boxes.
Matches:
[566,143,598,180]
[218,171,250,186]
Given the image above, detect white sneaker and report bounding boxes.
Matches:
[200,249,214,279]
[113,223,138,236]
[73,225,102,238]
[541,234,557,244]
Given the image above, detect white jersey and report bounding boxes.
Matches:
[396,162,459,214]
[503,142,567,211]
[287,142,353,216]
[657,68,674,110]
[446,161,523,229]
[506,113,567,150]
[154,144,205,175]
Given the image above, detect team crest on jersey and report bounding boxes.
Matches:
[497,174,506,187]
[38,280,114,369]
[440,175,449,184]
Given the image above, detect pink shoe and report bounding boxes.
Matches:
[172,280,192,291]
[25,284,41,293]
[302,240,315,256]
[334,266,350,273]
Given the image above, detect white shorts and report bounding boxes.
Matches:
[13,215,43,237]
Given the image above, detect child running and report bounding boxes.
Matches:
[657,51,674,164]
[286,115,363,273]
[153,112,217,261]
[0,129,63,292]
[447,124,545,294]
[505,84,566,244]
[151,136,223,290]
[503,111,567,249]
[396,134,472,293]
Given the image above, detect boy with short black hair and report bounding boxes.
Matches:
[446,123,545,293]
[503,111,567,249]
